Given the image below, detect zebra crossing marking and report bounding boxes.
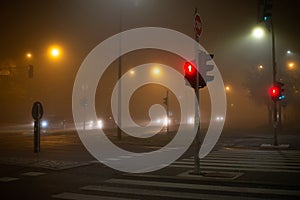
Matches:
[80,184,277,200]
[21,172,47,176]
[53,149,300,200]
[105,178,300,197]
[169,150,300,173]
[0,177,19,182]
[52,192,136,200]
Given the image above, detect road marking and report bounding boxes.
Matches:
[169,164,300,173]
[174,161,300,170]
[0,177,19,182]
[106,178,300,197]
[52,192,135,200]
[183,158,300,165]
[22,172,47,176]
[81,185,272,200]
[171,150,300,173]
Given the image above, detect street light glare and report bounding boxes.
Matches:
[288,62,295,70]
[26,53,32,59]
[252,27,264,39]
[48,45,62,59]
[153,67,160,75]
[129,70,135,75]
[51,48,60,57]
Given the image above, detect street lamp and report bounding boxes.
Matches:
[252,26,265,39]
[225,86,231,92]
[287,62,296,70]
[26,53,32,59]
[258,65,264,70]
[152,67,161,76]
[48,46,62,59]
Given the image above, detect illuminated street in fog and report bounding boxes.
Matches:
[0,0,300,199]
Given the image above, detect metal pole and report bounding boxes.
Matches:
[117,1,123,140]
[166,90,169,134]
[193,87,201,174]
[271,19,278,146]
[193,23,201,174]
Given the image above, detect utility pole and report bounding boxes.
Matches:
[193,8,201,175]
[271,19,278,146]
[163,90,170,134]
[117,0,123,140]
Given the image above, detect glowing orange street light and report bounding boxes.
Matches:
[287,62,295,70]
[48,45,62,59]
[26,53,32,59]
[225,86,231,92]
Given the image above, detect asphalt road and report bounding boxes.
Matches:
[0,127,299,199]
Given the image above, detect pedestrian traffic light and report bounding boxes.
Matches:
[28,65,33,78]
[269,85,279,101]
[269,82,285,101]
[183,61,206,89]
[199,53,214,83]
[163,96,168,105]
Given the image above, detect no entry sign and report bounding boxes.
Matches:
[194,12,202,39]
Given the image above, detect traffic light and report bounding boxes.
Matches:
[277,82,285,101]
[269,82,285,101]
[258,0,273,23]
[28,65,33,78]
[163,96,168,105]
[269,85,280,101]
[183,61,206,89]
[198,52,214,83]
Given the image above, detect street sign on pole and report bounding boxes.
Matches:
[194,11,202,41]
[193,8,202,175]
[32,101,44,153]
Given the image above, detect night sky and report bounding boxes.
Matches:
[0,0,299,128]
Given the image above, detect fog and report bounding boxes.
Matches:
[1,0,299,130]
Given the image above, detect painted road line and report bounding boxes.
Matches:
[174,161,300,170]
[0,177,19,182]
[81,185,275,200]
[106,178,300,197]
[169,164,300,173]
[22,172,47,176]
[52,192,136,200]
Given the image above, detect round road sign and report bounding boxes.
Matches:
[194,13,202,38]
[32,101,44,120]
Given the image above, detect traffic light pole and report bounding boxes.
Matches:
[193,85,201,174]
[193,35,201,175]
[117,1,123,141]
[166,90,170,134]
[271,19,278,146]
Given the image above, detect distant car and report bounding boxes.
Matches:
[38,115,66,130]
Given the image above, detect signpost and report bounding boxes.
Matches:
[32,101,44,153]
[194,11,202,42]
[193,9,202,175]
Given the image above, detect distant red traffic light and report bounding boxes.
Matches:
[269,85,280,101]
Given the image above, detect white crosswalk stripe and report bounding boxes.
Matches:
[170,149,300,173]
[52,149,300,200]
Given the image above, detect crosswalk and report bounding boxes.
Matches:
[52,149,300,200]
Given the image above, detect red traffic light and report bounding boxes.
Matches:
[269,85,280,101]
[184,62,196,75]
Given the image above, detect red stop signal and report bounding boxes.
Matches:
[184,62,196,75]
[269,85,280,100]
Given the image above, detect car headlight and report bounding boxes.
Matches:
[41,120,48,128]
